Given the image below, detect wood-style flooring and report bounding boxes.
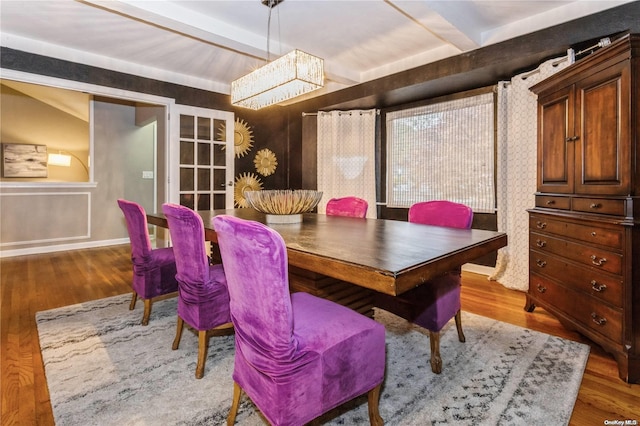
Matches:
[1,245,639,425]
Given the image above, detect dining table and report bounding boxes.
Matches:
[147,208,507,315]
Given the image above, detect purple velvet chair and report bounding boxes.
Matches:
[375,200,473,374]
[161,203,232,379]
[326,196,368,218]
[213,215,385,426]
[117,199,178,326]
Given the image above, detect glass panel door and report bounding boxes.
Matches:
[173,105,234,210]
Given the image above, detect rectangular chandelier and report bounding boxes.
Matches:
[231,49,324,110]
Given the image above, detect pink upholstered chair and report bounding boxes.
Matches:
[375,200,473,374]
[326,196,368,218]
[213,215,385,426]
[161,203,232,379]
[117,199,179,325]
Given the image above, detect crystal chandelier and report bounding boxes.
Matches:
[230,1,324,110]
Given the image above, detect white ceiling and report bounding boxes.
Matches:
[0,0,634,104]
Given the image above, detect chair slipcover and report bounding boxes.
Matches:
[375,200,473,373]
[117,199,178,325]
[213,215,385,426]
[408,200,473,229]
[162,203,231,379]
[326,196,368,218]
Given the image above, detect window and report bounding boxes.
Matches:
[385,90,496,213]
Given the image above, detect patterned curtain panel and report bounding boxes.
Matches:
[317,110,377,218]
[490,56,571,291]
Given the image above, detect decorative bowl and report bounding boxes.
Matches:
[244,190,323,223]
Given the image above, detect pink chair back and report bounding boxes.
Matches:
[117,199,153,259]
[408,200,473,229]
[117,198,178,306]
[212,215,295,363]
[161,203,212,288]
[326,196,368,218]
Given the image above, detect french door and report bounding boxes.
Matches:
[171,105,234,210]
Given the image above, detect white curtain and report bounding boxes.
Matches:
[317,110,377,218]
[490,56,571,291]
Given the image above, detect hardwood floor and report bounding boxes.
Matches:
[1,245,639,425]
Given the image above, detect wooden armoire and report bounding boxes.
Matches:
[526,34,639,383]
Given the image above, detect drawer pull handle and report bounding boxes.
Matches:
[590,255,607,266]
[590,280,607,292]
[536,283,546,293]
[590,203,602,209]
[591,312,607,326]
[536,259,547,268]
[591,231,597,237]
[545,200,555,205]
[536,239,546,248]
[536,221,547,229]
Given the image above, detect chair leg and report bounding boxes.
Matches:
[141,299,152,326]
[367,383,384,426]
[227,381,243,426]
[455,310,466,342]
[172,317,184,350]
[429,330,442,374]
[195,329,209,379]
[129,291,137,310]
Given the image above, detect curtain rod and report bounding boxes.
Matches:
[520,55,569,80]
[302,110,379,117]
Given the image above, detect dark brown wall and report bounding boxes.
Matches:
[282,2,640,191]
[4,3,638,266]
[2,2,639,195]
[229,107,290,190]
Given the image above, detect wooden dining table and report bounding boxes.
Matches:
[147,208,507,315]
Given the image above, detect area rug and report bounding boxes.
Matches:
[36,294,589,425]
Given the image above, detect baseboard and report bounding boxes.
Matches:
[462,263,495,277]
[0,238,129,258]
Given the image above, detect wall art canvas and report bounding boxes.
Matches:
[2,143,48,178]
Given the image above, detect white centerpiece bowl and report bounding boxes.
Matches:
[244,190,323,224]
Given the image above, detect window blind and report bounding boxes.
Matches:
[386,92,496,213]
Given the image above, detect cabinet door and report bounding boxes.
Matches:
[574,60,630,195]
[537,87,574,193]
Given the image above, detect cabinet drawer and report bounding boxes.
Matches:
[536,195,571,210]
[529,214,623,249]
[530,273,622,343]
[530,231,622,275]
[572,197,626,216]
[530,215,568,237]
[529,250,623,307]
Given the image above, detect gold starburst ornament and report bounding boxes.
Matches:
[217,118,254,158]
[254,148,278,176]
[234,172,263,208]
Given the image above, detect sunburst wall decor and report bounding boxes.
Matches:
[253,148,278,176]
[234,172,264,208]
[218,118,254,158]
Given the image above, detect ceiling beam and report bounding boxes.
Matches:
[387,0,480,51]
[82,0,360,86]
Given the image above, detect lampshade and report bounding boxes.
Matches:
[231,49,324,110]
[48,153,72,167]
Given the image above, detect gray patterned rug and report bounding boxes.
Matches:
[36,294,589,425]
